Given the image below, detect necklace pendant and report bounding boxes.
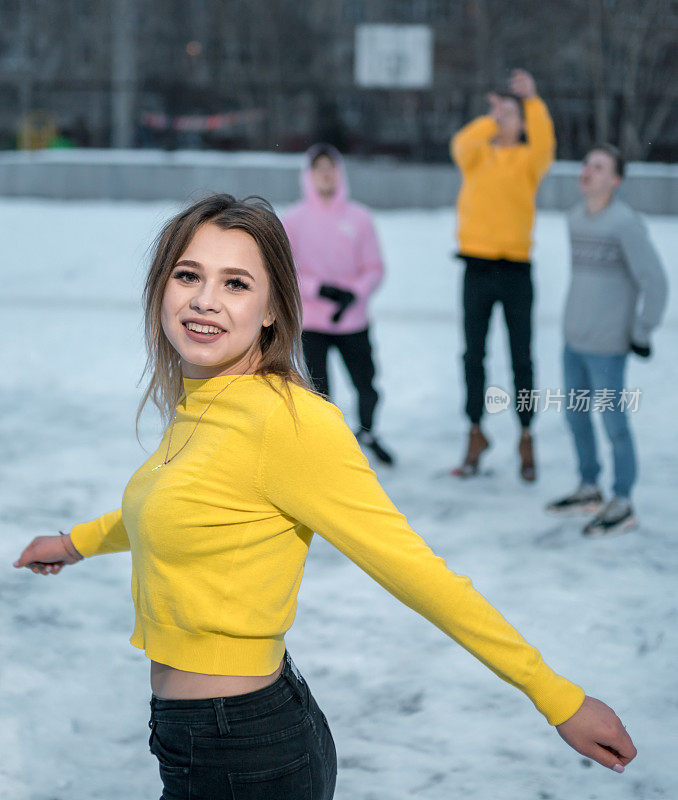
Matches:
[151,463,166,471]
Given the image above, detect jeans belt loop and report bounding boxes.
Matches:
[284,653,308,707]
[212,698,230,736]
[286,652,304,685]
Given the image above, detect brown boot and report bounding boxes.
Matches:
[452,427,490,477]
[519,430,536,482]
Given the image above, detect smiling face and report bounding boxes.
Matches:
[160,223,275,378]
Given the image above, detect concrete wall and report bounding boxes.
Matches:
[1,150,676,213]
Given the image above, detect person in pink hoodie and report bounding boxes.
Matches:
[283,143,394,464]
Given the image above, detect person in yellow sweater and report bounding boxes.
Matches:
[14,195,635,798]
[451,69,555,481]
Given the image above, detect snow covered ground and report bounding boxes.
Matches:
[1,198,676,800]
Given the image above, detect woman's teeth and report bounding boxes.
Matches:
[185,322,223,334]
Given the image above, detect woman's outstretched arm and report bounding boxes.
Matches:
[14,508,131,574]
[13,532,83,575]
[259,392,637,771]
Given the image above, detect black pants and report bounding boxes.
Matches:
[148,653,337,800]
[302,328,379,432]
[461,256,534,428]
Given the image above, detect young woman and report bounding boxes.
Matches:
[14,195,636,799]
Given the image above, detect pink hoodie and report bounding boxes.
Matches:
[283,147,384,334]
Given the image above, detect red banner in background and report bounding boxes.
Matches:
[141,109,265,132]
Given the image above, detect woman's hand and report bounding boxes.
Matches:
[13,534,83,575]
[556,695,637,772]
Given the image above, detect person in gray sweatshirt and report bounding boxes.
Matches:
[546,144,668,536]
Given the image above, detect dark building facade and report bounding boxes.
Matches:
[1,0,676,161]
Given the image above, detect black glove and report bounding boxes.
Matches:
[319,284,356,323]
[630,341,651,359]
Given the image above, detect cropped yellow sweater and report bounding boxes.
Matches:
[70,374,584,726]
[451,97,556,261]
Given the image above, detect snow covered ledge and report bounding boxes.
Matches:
[0,149,676,213]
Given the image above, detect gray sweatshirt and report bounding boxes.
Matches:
[565,199,668,354]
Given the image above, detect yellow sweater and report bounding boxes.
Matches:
[451,97,556,261]
[70,374,583,726]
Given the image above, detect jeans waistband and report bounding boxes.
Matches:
[149,652,305,726]
[462,255,531,271]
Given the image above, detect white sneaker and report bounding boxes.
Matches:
[582,498,637,537]
[546,484,603,515]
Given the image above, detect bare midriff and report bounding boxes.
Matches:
[150,658,285,699]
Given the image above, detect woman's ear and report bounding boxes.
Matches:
[262,311,275,328]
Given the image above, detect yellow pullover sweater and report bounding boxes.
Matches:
[70,374,583,726]
[451,97,556,261]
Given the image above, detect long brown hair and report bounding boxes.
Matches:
[137,194,311,426]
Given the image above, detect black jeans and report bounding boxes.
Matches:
[148,654,337,800]
[302,328,379,432]
[461,256,534,428]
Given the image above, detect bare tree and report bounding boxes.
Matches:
[588,0,609,144]
[585,0,678,158]
[111,0,137,148]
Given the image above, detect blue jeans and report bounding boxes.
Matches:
[148,653,337,800]
[563,346,637,498]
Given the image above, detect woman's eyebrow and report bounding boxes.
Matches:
[175,260,255,280]
[219,266,256,280]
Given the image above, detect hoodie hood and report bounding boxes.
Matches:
[301,143,349,208]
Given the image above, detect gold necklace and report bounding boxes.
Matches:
[151,375,241,471]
